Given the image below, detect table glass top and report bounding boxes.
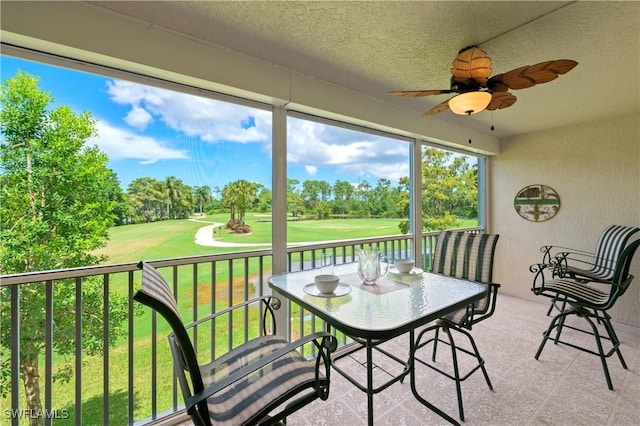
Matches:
[268,263,486,339]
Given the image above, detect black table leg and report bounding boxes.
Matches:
[366,339,374,426]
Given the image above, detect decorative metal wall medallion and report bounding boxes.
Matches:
[514,184,560,222]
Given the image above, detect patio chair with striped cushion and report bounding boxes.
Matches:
[412,230,500,422]
[133,262,337,426]
[539,224,639,315]
[531,231,640,390]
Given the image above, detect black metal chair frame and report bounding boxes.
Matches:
[412,231,500,422]
[530,238,640,390]
[539,225,639,316]
[133,262,337,425]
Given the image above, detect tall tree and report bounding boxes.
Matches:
[173,180,194,219]
[421,147,471,231]
[286,178,304,218]
[396,176,411,233]
[221,180,260,231]
[370,178,394,217]
[164,175,181,219]
[193,185,213,215]
[0,71,129,424]
[127,177,165,222]
[332,179,354,215]
[256,187,272,213]
[301,179,331,213]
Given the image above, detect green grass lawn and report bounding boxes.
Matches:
[93,213,407,263]
[6,214,477,423]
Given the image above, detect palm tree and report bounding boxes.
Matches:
[194,185,212,215]
[221,180,259,232]
[164,176,181,219]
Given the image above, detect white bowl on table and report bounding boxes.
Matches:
[394,259,415,273]
[314,274,340,294]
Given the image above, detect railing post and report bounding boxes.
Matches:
[412,138,423,268]
[102,275,110,425]
[45,281,53,426]
[74,277,82,422]
[10,284,20,426]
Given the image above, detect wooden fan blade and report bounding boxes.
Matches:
[548,59,579,74]
[487,74,509,92]
[486,92,517,111]
[451,47,492,84]
[500,66,535,89]
[497,59,578,90]
[423,98,453,116]
[389,89,454,97]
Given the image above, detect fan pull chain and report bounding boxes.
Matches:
[491,111,495,131]
[467,111,472,144]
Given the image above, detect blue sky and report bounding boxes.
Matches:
[2,55,414,192]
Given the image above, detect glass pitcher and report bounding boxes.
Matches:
[357,247,390,285]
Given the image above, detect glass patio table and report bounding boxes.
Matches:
[268,263,486,426]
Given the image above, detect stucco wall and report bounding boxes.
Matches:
[490,112,640,326]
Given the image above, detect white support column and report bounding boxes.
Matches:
[478,156,489,232]
[271,106,289,338]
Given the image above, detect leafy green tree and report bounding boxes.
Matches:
[352,179,372,216]
[332,179,354,215]
[256,187,272,213]
[370,178,398,217]
[0,71,129,424]
[221,179,260,231]
[287,192,305,218]
[102,170,126,225]
[193,185,213,215]
[127,177,165,222]
[286,178,304,217]
[164,175,182,219]
[301,179,331,213]
[173,181,194,219]
[396,176,411,233]
[421,147,471,231]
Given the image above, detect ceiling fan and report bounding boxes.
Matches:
[390,46,578,117]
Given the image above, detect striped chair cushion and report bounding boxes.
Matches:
[432,231,499,283]
[537,278,610,307]
[573,225,639,280]
[432,231,499,325]
[138,261,183,323]
[203,335,322,425]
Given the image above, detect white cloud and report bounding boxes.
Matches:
[287,118,411,184]
[106,80,271,143]
[89,120,188,164]
[124,106,153,130]
[105,79,414,184]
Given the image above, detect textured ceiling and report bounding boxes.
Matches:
[91,1,639,138]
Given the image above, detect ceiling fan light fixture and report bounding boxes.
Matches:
[448,91,492,115]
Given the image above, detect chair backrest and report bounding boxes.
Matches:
[612,238,640,294]
[590,225,639,280]
[133,262,209,424]
[432,230,499,283]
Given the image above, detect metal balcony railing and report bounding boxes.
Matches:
[0,228,482,425]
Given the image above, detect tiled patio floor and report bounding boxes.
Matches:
[285,293,640,425]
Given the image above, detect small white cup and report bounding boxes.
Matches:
[394,259,415,273]
[314,274,339,294]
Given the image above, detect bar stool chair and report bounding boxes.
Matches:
[412,230,500,421]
